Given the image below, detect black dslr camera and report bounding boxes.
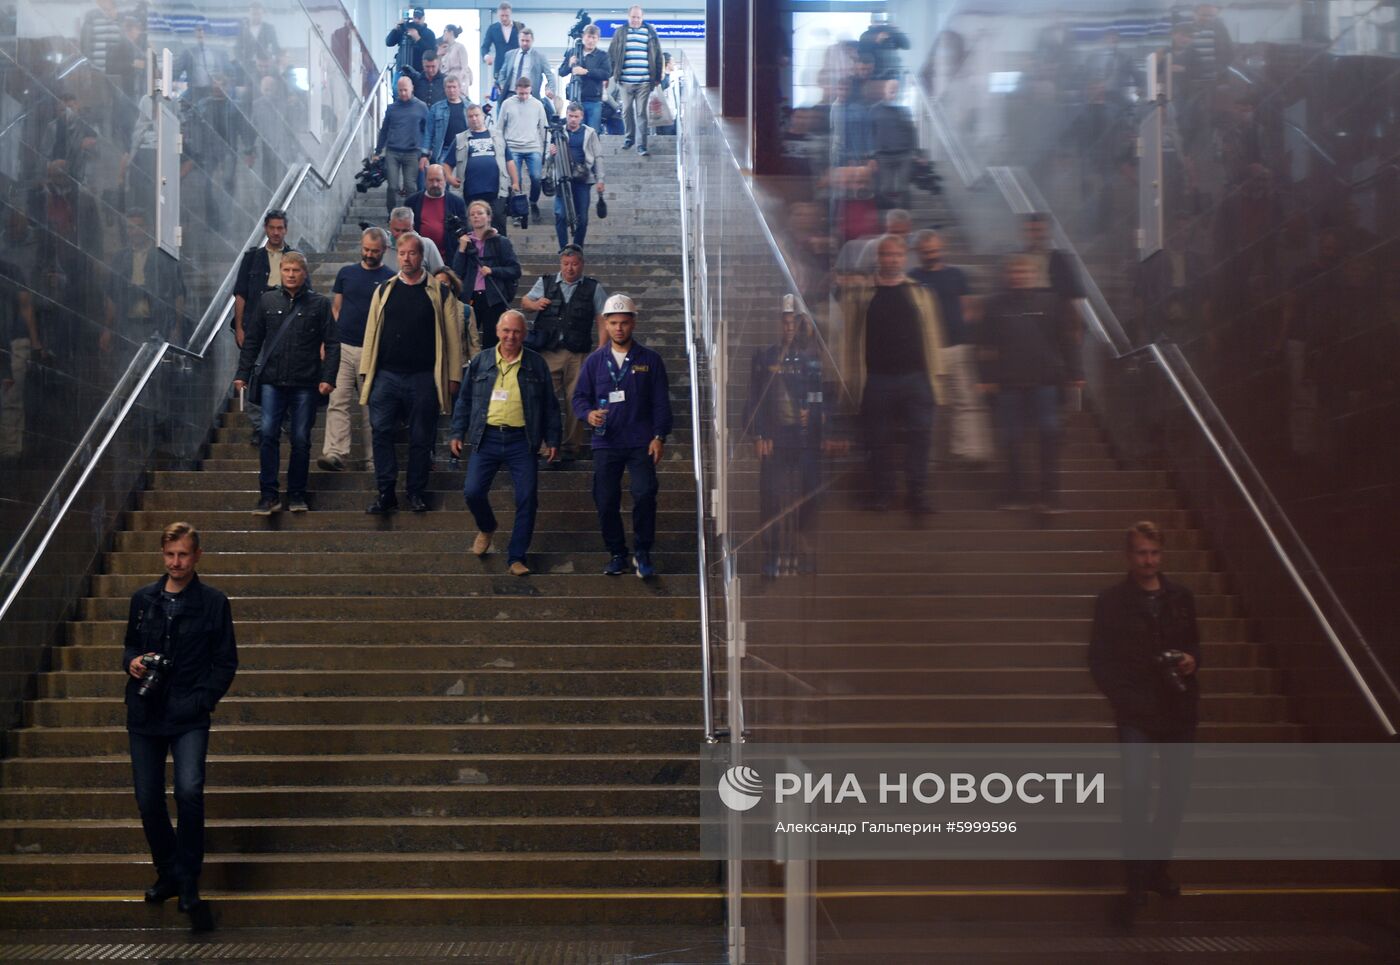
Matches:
[137,653,174,700]
[355,155,387,193]
[444,213,466,244]
[1155,649,1189,694]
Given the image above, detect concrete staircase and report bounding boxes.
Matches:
[0,136,725,929]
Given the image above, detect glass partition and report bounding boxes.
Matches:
[921,0,1400,679]
[683,1,1400,954]
[0,0,385,733]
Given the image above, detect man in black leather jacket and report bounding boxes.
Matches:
[123,522,237,930]
[234,252,337,515]
[1089,520,1201,923]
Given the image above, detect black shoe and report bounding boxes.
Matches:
[637,147,649,157]
[181,896,215,933]
[407,494,430,513]
[317,454,345,471]
[366,495,399,515]
[530,202,540,220]
[248,430,261,448]
[622,138,634,149]
[286,494,309,514]
[252,495,279,516]
[633,550,656,579]
[358,220,375,231]
[144,877,179,903]
[1145,863,1181,898]
[603,554,632,576]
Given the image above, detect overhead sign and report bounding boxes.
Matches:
[594,18,705,40]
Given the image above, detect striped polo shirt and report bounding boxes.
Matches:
[621,26,651,84]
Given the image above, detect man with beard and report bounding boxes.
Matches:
[406,164,467,260]
[319,227,396,472]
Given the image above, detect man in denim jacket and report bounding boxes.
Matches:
[449,311,561,575]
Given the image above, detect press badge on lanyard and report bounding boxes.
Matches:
[606,351,631,405]
[492,388,510,402]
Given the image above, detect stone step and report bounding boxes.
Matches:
[69,619,699,646]
[0,785,703,820]
[116,509,703,533]
[109,531,700,553]
[0,754,702,789]
[0,816,703,855]
[24,696,706,728]
[102,550,699,574]
[0,851,718,891]
[78,592,700,621]
[7,725,701,758]
[41,667,703,699]
[136,488,1182,514]
[0,890,720,929]
[56,642,705,672]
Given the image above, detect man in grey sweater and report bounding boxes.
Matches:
[373,77,429,217]
[495,76,548,217]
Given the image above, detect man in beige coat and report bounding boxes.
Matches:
[840,233,947,517]
[358,231,463,514]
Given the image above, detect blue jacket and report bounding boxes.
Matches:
[375,97,429,156]
[571,340,673,450]
[450,346,561,454]
[451,231,521,305]
[424,98,468,164]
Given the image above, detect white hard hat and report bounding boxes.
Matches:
[602,293,637,316]
[782,293,796,314]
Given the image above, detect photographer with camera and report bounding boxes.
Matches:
[545,103,605,251]
[1089,520,1201,926]
[560,22,611,131]
[123,522,238,932]
[386,7,436,76]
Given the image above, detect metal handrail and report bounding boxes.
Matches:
[673,61,720,744]
[917,87,1400,736]
[0,65,393,623]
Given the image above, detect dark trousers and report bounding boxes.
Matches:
[996,384,1060,502]
[1118,722,1196,885]
[465,192,508,235]
[472,297,507,351]
[862,371,935,505]
[464,425,539,563]
[258,384,317,500]
[129,727,210,886]
[759,427,821,560]
[369,369,439,500]
[554,179,592,250]
[591,445,658,555]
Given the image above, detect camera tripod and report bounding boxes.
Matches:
[543,119,582,237]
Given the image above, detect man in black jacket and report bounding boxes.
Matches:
[520,245,607,466]
[233,252,337,514]
[124,521,237,931]
[386,8,435,76]
[1089,520,1201,923]
[978,253,1083,511]
[233,210,297,445]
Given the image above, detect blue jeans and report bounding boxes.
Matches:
[1118,724,1195,873]
[861,371,936,506]
[995,384,1061,502]
[554,179,593,250]
[369,369,439,500]
[592,446,658,556]
[581,100,602,131]
[258,384,317,500]
[130,727,209,886]
[506,148,542,203]
[464,425,539,563]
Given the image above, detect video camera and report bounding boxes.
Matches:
[568,9,592,40]
[355,155,387,193]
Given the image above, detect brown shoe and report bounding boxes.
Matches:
[472,532,493,556]
[508,561,530,577]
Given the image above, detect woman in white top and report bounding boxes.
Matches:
[438,25,473,97]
